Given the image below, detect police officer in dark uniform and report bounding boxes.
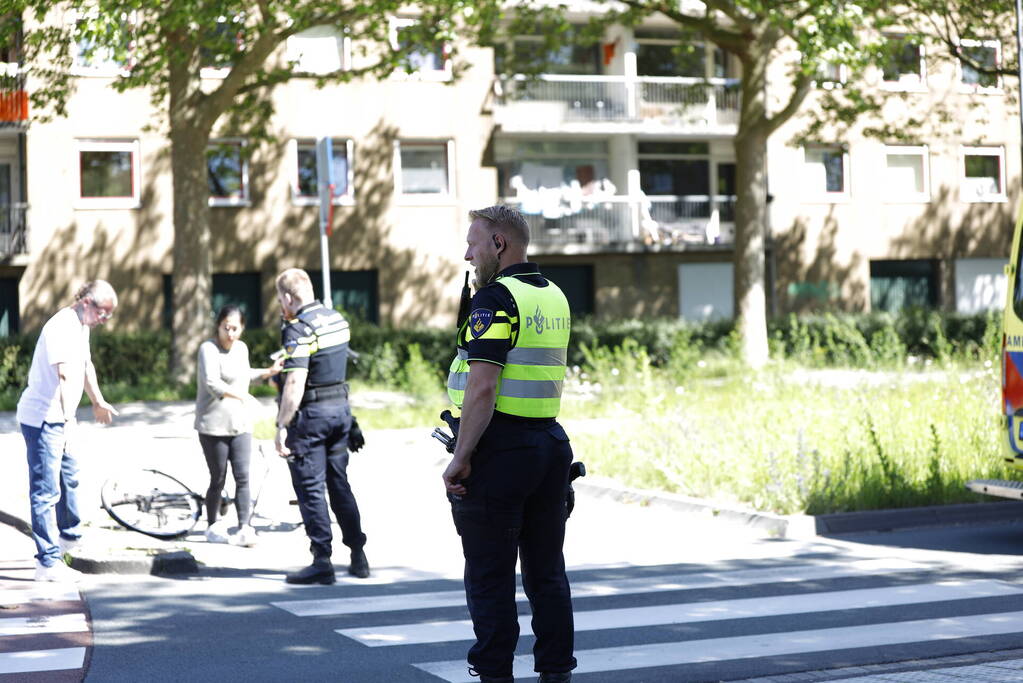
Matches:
[274,268,369,584]
[443,206,576,683]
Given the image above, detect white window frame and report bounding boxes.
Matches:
[881,34,927,92]
[207,138,249,207]
[883,145,930,203]
[960,145,1007,203]
[957,38,1002,93]
[801,144,850,202]
[389,17,452,82]
[394,139,455,203]
[291,138,355,206]
[75,138,141,210]
[285,26,351,75]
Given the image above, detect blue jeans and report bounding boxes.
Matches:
[21,422,81,567]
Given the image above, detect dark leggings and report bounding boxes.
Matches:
[197,432,252,526]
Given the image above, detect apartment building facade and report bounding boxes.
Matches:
[0,9,1016,335]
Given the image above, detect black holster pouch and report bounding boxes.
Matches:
[567,461,586,518]
[348,415,366,452]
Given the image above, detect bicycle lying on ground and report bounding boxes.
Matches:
[100,443,276,539]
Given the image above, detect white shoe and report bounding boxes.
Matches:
[205,521,231,544]
[59,536,81,553]
[34,560,82,583]
[230,525,258,547]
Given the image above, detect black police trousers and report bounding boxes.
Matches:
[448,414,577,678]
[286,399,366,559]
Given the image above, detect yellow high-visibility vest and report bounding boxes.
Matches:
[447,273,570,418]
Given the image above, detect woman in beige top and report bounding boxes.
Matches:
[195,305,281,546]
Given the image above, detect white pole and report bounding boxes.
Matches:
[315,137,334,308]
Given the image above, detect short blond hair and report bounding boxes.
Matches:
[469,205,530,248]
[275,268,315,300]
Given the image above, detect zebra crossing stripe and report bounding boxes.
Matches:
[271,557,923,617]
[0,647,86,675]
[413,611,1023,682]
[0,613,89,637]
[338,579,1022,647]
[0,587,79,606]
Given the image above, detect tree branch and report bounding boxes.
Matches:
[764,70,813,137]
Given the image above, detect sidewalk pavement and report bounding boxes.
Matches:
[5,397,1023,577]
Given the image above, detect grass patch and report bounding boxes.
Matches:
[565,361,1006,514]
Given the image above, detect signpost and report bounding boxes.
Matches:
[315,137,334,308]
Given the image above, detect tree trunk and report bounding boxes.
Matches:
[169,122,212,384]
[732,47,771,369]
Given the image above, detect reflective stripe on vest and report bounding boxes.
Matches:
[445,274,570,418]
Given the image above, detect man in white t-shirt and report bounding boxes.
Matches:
[17,280,119,582]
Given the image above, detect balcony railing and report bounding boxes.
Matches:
[494,75,740,129]
[504,194,736,252]
[0,203,27,257]
[0,65,26,126]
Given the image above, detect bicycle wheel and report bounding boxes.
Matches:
[101,469,202,539]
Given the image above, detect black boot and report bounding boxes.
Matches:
[538,673,571,682]
[286,556,335,585]
[348,547,370,579]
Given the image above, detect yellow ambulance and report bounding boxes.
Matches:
[968,208,1023,499]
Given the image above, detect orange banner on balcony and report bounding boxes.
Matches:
[0,90,28,121]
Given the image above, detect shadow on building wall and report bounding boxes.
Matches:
[774,206,866,315]
[774,183,1016,315]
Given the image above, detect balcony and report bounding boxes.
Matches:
[0,202,27,258]
[493,75,740,133]
[0,65,26,127]
[505,195,736,254]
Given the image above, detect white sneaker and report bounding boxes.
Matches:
[34,560,82,583]
[230,525,258,547]
[205,521,231,544]
[59,536,81,553]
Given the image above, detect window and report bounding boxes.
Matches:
[539,265,594,317]
[76,139,140,208]
[955,258,1006,314]
[497,33,600,76]
[883,145,929,202]
[309,269,379,323]
[212,273,261,327]
[286,26,347,74]
[959,39,1000,90]
[802,145,849,200]
[815,61,846,88]
[0,276,18,336]
[679,262,733,321]
[390,18,448,78]
[961,146,1006,202]
[870,259,938,312]
[163,272,263,329]
[396,141,453,196]
[207,140,248,206]
[293,139,353,204]
[74,13,134,73]
[882,35,925,89]
[200,16,244,72]
[496,139,610,198]
[635,28,704,78]
[638,141,710,196]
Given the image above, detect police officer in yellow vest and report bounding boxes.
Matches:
[274,268,369,584]
[443,206,576,683]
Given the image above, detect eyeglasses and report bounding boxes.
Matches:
[90,300,114,322]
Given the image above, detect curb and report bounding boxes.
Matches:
[575,479,1023,538]
[70,549,198,576]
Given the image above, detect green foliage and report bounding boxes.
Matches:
[399,343,444,401]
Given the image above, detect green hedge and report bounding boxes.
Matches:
[0,309,1003,399]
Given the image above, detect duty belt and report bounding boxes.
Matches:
[301,383,348,405]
